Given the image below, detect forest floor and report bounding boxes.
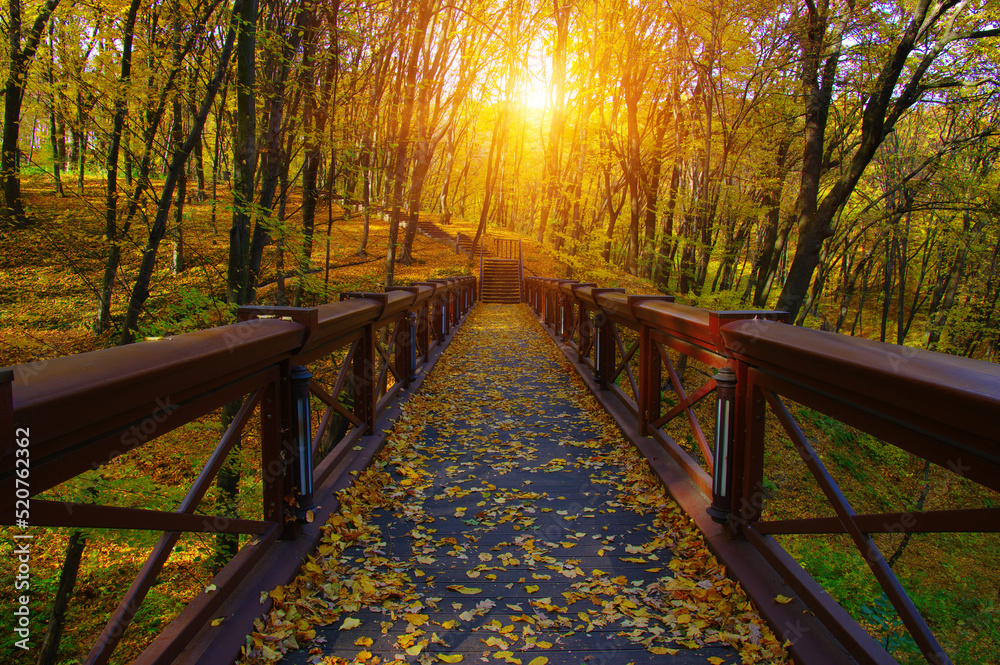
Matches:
[0,176,997,664]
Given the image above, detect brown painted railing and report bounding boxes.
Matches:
[526,276,1000,665]
[0,276,476,665]
[495,238,519,259]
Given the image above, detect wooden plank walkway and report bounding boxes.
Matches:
[243,304,787,665]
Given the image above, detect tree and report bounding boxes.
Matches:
[776,0,1000,322]
[2,0,60,224]
[120,0,240,344]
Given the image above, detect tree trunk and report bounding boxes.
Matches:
[535,0,569,245]
[226,0,258,306]
[777,0,969,320]
[927,212,983,349]
[46,20,63,197]
[386,0,431,286]
[2,0,61,224]
[94,0,140,334]
[35,530,86,665]
[120,4,239,343]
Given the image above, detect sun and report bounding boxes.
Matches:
[519,76,549,110]
[517,42,549,110]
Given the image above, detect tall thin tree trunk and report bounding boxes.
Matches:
[46,21,63,197]
[35,530,86,665]
[95,0,140,334]
[120,3,239,343]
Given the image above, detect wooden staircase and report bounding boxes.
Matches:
[479,257,521,303]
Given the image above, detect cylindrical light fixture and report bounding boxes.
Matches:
[290,365,315,520]
[708,367,737,525]
[408,312,418,376]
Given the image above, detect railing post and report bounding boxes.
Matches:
[708,367,737,526]
[637,323,661,436]
[518,240,524,302]
[289,366,315,524]
[578,305,592,365]
[561,289,574,342]
[354,323,376,434]
[1,368,12,449]
[557,292,565,338]
[551,286,558,330]
[628,295,673,436]
[435,293,445,342]
[264,363,286,531]
[733,366,765,535]
[418,298,430,359]
[399,312,416,386]
[596,311,613,388]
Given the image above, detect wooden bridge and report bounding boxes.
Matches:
[2,274,998,665]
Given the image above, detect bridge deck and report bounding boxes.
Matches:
[243,305,787,665]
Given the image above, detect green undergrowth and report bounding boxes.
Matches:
[769,406,1000,665]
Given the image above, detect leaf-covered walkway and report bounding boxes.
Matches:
[242,305,787,665]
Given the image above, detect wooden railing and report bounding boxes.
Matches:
[0,276,477,665]
[495,238,519,259]
[525,276,1000,665]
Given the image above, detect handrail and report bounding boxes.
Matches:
[0,276,478,665]
[518,239,524,302]
[524,275,1000,665]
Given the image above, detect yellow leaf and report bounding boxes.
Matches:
[775,594,794,604]
[340,617,361,630]
[204,584,217,594]
[708,658,726,665]
[405,613,429,626]
[525,585,540,593]
[528,658,549,665]
[446,585,482,594]
[438,656,464,663]
[355,637,374,647]
[210,617,224,627]
[406,644,423,656]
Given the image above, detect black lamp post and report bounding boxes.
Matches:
[708,367,737,525]
[290,365,315,520]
